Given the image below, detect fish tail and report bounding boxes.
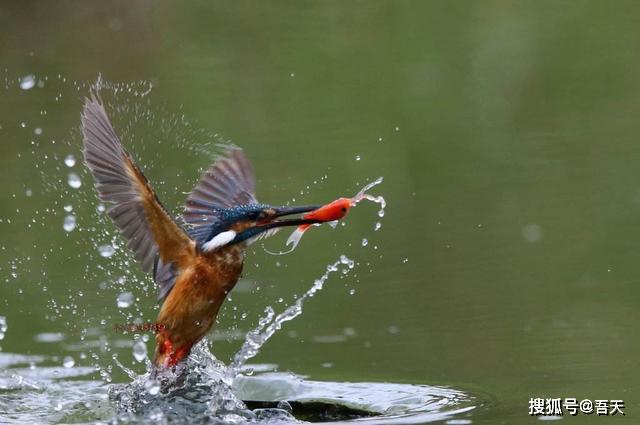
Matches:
[286,225,309,250]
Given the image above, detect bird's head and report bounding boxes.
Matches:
[201,203,321,251]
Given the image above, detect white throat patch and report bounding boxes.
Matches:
[203,230,237,252]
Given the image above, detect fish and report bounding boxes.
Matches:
[285,197,352,250]
[283,177,385,252]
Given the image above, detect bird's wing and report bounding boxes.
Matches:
[154,257,177,301]
[81,92,196,285]
[151,148,257,302]
[182,147,257,244]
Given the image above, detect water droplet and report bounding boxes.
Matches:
[20,75,36,90]
[133,340,148,362]
[34,332,64,343]
[355,155,361,161]
[64,204,73,212]
[339,255,349,264]
[20,122,26,128]
[402,258,409,264]
[361,238,368,246]
[63,215,76,232]
[378,137,383,142]
[98,244,115,258]
[33,127,42,136]
[0,316,7,340]
[64,154,76,167]
[145,378,160,395]
[349,289,356,295]
[116,292,134,308]
[374,222,382,231]
[378,209,385,218]
[67,172,81,189]
[62,356,75,368]
[96,203,106,213]
[395,127,400,132]
[522,223,543,243]
[25,188,32,197]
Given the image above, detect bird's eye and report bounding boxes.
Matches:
[341,207,347,212]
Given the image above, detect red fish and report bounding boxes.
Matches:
[284,178,384,251]
[286,198,352,249]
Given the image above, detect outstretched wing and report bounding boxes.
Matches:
[183,148,257,243]
[81,92,195,283]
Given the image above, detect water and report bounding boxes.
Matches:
[228,257,355,377]
[63,214,76,232]
[64,154,77,168]
[19,75,36,91]
[116,292,134,309]
[62,355,75,368]
[2,2,640,424]
[0,349,478,424]
[98,244,116,258]
[67,172,82,189]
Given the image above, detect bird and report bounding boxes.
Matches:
[81,92,323,368]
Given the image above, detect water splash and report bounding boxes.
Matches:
[107,254,355,422]
[228,256,354,378]
[109,340,257,422]
[351,176,386,214]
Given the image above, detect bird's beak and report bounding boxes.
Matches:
[231,204,323,245]
[273,205,320,217]
[260,205,322,229]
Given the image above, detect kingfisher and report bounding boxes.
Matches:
[81,92,324,368]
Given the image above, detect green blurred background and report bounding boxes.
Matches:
[1,1,640,423]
